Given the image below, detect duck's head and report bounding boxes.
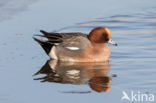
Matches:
[88,27,117,46]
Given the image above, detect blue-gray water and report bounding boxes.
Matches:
[0,0,156,103]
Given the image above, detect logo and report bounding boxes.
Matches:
[121,91,155,102]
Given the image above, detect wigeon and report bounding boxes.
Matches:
[33,27,117,62]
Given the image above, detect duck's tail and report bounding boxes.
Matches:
[33,37,53,55]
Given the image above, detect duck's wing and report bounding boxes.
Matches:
[33,30,89,54]
[40,30,87,36]
[37,30,63,44]
[39,30,89,47]
[40,30,87,41]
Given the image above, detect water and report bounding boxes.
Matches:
[0,0,156,103]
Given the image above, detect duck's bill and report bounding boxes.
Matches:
[107,39,117,46]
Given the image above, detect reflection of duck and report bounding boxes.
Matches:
[34,27,117,62]
[34,60,114,93]
[89,77,111,92]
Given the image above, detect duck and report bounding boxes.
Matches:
[33,27,117,62]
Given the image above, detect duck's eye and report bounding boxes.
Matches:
[102,33,109,41]
[105,38,109,41]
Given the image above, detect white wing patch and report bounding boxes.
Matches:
[66,47,80,50]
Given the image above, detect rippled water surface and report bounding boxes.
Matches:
[0,0,156,103]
